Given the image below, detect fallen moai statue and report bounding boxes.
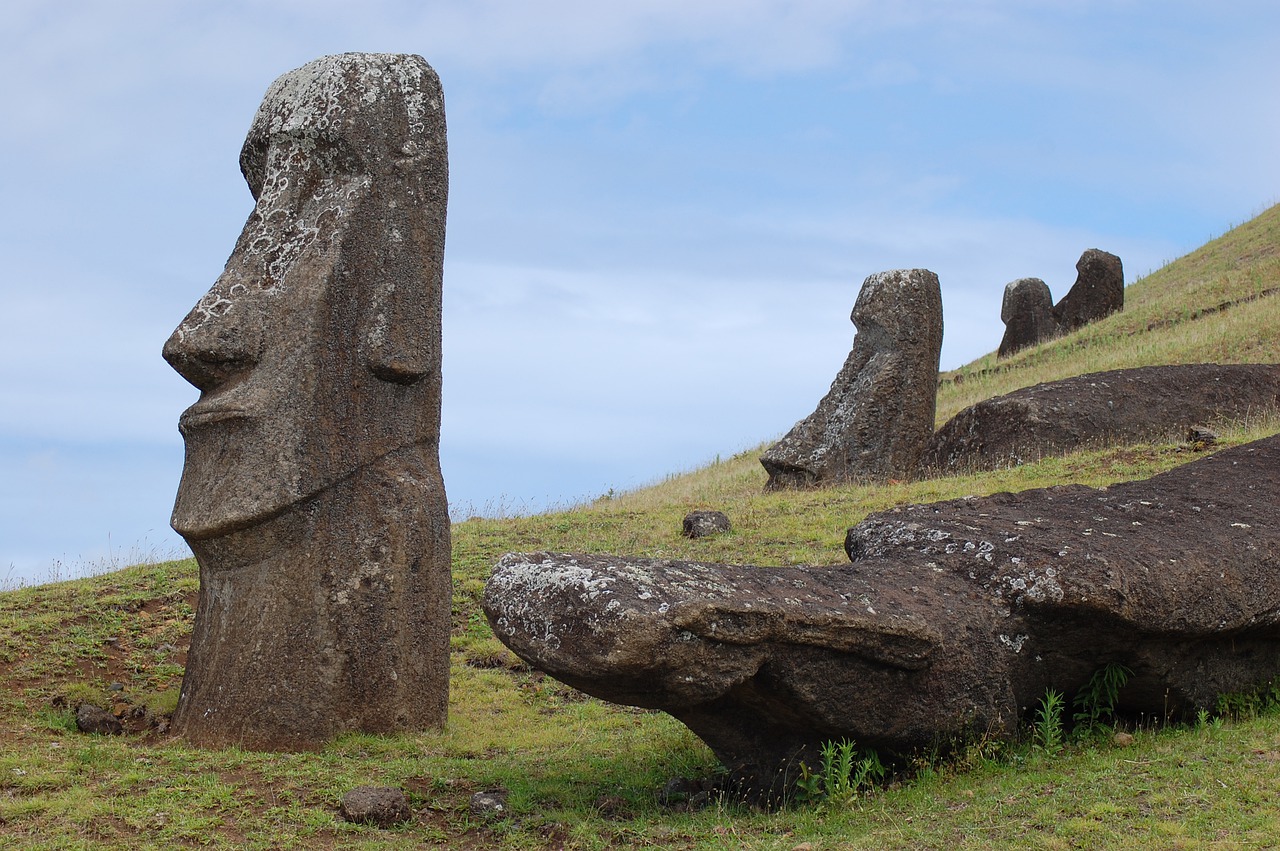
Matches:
[485,435,1280,801]
[760,268,943,489]
[921,363,1280,473]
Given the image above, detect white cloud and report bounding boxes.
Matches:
[3,0,1278,575]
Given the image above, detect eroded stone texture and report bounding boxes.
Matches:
[920,364,1280,473]
[760,269,942,489]
[1052,248,1124,333]
[485,436,1280,801]
[682,511,731,538]
[340,786,412,827]
[997,277,1056,358]
[164,53,450,750]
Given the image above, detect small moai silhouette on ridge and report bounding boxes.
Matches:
[997,248,1123,358]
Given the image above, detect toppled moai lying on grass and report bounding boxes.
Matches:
[921,363,1280,474]
[484,435,1280,801]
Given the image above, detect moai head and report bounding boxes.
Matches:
[850,267,943,354]
[997,277,1056,358]
[163,53,447,541]
[1052,248,1123,333]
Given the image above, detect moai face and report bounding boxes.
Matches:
[163,54,447,541]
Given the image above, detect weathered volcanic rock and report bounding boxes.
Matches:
[164,53,451,749]
[75,705,122,736]
[340,786,411,827]
[1052,248,1124,333]
[761,269,943,489]
[485,436,1280,801]
[921,363,1280,473]
[683,511,731,538]
[997,277,1057,358]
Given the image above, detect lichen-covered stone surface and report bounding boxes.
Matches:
[485,436,1280,801]
[760,269,943,489]
[163,53,450,750]
[921,363,1280,473]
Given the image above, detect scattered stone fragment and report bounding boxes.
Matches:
[469,789,509,820]
[761,269,943,489]
[486,436,1280,802]
[75,705,122,736]
[165,53,452,750]
[921,364,1280,473]
[997,277,1056,358]
[339,786,411,827]
[1187,425,1220,450]
[682,511,731,538]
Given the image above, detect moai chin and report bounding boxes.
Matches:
[162,53,451,749]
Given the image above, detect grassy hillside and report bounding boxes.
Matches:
[2,205,1279,849]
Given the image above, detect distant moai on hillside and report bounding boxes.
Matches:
[998,248,1123,358]
[163,53,451,750]
[760,269,943,489]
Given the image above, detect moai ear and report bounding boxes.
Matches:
[361,215,439,385]
[363,284,431,385]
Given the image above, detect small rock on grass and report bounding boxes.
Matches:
[682,511,731,539]
[470,789,509,820]
[340,786,411,827]
[75,705,122,736]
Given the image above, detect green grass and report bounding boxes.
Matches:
[2,204,1279,848]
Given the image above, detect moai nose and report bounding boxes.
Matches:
[162,282,261,393]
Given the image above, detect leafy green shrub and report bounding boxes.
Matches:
[1073,662,1132,734]
[1215,679,1280,720]
[1034,690,1065,755]
[796,738,885,806]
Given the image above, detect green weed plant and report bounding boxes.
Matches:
[795,739,886,806]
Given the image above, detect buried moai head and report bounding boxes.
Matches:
[760,268,943,489]
[996,277,1056,358]
[995,249,1124,359]
[163,53,447,540]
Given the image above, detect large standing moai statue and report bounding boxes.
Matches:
[760,269,943,489]
[162,53,451,750]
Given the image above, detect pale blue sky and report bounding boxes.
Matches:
[2,1,1278,583]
